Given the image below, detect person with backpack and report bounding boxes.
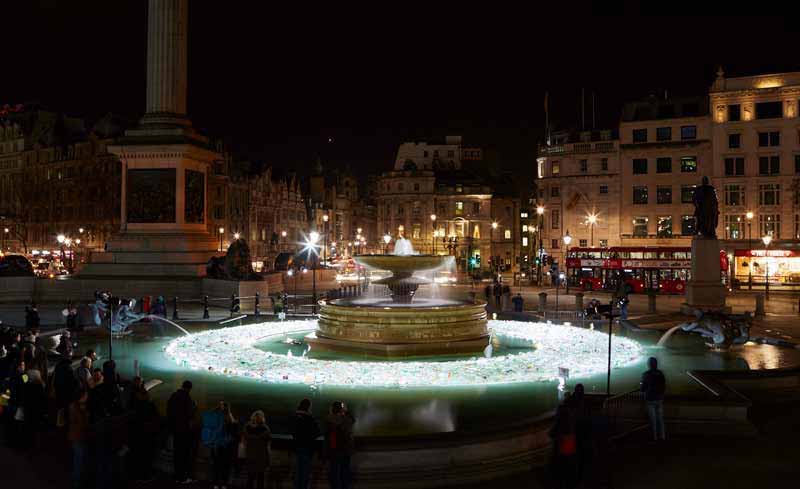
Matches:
[167,380,197,484]
[641,356,667,441]
[202,401,236,489]
[292,398,320,489]
[325,401,355,489]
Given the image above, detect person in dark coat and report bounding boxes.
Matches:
[292,398,320,489]
[493,282,502,308]
[568,384,593,485]
[549,402,578,489]
[68,389,91,489]
[129,384,161,483]
[325,401,355,489]
[167,380,197,483]
[512,293,524,312]
[53,355,78,412]
[641,356,666,441]
[22,368,47,451]
[243,410,272,489]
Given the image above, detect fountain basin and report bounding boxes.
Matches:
[354,254,454,274]
[311,298,489,357]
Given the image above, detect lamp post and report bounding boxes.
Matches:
[762,234,772,300]
[491,221,499,275]
[746,211,753,290]
[308,231,320,314]
[218,227,225,252]
[587,213,597,247]
[430,214,437,254]
[383,234,392,254]
[322,214,329,267]
[2,227,8,252]
[563,231,572,294]
[537,205,545,285]
[281,230,287,253]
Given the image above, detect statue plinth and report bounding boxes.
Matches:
[681,237,730,315]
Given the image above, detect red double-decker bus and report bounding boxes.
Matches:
[565,246,728,294]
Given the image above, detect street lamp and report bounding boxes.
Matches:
[430,214,437,253]
[306,231,321,314]
[218,227,225,252]
[746,211,754,290]
[536,205,545,285]
[322,214,329,267]
[556,271,565,311]
[762,234,772,300]
[383,234,392,254]
[491,221,499,274]
[587,213,598,247]
[563,231,572,293]
[281,230,287,253]
[234,232,240,240]
[2,227,8,251]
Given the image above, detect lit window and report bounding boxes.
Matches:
[455,202,463,215]
[552,161,560,175]
[412,224,421,239]
[520,212,529,218]
[633,186,648,204]
[657,216,673,237]
[680,156,697,172]
[504,229,511,239]
[599,239,608,247]
[724,215,744,239]
[522,225,528,232]
[633,217,648,237]
[522,236,528,247]
[759,214,780,237]
[681,216,695,236]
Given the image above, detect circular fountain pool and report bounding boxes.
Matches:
[164,320,644,387]
[88,317,800,437]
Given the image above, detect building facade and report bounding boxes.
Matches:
[0,108,123,255]
[710,70,800,287]
[618,97,712,246]
[377,138,523,276]
[536,129,621,268]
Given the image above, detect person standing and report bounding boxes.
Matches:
[129,384,160,483]
[493,281,502,309]
[56,330,74,359]
[68,389,91,489]
[167,380,197,484]
[292,398,320,489]
[202,401,236,489]
[325,401,355,489]
[243,410,271,489]
[549,402,577,489]
[512,293,524,312]
[641,357,666,441]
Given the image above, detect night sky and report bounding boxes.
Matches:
[4,3,799,176]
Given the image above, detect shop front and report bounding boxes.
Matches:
[733,249,800,289]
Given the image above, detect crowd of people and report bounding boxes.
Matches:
[0,322,357,489]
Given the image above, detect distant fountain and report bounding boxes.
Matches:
[393,237,416,256]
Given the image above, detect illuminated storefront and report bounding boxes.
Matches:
[734,249,800,287]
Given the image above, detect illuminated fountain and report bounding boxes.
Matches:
[307,238,491,357]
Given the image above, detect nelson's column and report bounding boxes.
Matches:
[80,0,219,291]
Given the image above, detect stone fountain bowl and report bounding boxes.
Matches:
[354,254,454,274]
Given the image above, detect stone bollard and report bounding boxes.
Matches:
[538,292,547,314]
[648,294,657,313]
[575,292,584,312]
[755,293,765,317]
